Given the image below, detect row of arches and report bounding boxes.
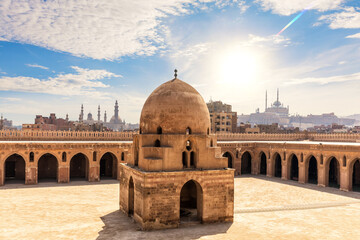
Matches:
[3,152,119,184]
[222,150,360,192]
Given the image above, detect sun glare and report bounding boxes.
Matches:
[219,48,258,86]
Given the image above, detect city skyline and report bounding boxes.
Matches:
[1,0,360,125]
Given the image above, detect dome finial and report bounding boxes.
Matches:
[174,69,178,79]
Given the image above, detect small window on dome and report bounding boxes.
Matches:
[186,127,191,135]
[157,126,162,134]
[186,140,191,151]
[207,128,210,135]
[155,139,161,147]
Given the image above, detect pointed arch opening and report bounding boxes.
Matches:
[328,157,340,188]
[100,152,118,180]
[154,139,161,147]
[186,140,191,151]
[290,154,299,181]
[157,126,162,134]
[223,152,232,168]
[70,153,89,181]
[190,151,196,167]
[38,153,58,182]
[307,156,318,184]
[128,177,134,215]
[352,159,360,192]
[260,152,267,175]
[180,180,203,223]
[274,153,282,178]
[241,151,252,174]
[186,127,192,135]
[182,151,188,168]
[4,154,25,184]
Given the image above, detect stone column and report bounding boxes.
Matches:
[282,158,288,180]
[88,165,99,182]
[298,162,306,184]
[267,158,273,177]
[318,164,326,187]
[58,165,69,183]
[340,167,350,191]
[25,162,37,185]
[0,159,4,186]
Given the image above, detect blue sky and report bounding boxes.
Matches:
[1,0,360,125]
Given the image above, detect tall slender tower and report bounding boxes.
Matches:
[265,90,267,111]
[79,104,84,122]
[114,100,119,123]
[66,114,69,121]
[277,88,279,103]
[97,105,101,122]
[104,111,107,123]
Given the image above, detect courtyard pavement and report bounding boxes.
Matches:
[1,176,360,239]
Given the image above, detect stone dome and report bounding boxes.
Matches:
[140,78,210,134]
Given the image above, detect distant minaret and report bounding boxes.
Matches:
[66,114,69,121]
[277,88,279,103]
[114,100,119,121]
[79,104,84,122]
[265,90,267,111]
[104,111,107,123]
[97,105,101,122]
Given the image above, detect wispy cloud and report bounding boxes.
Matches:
[0,66,121,98]
[285,72,360,85]
[26,63,49,70]
[0,0,244,60]
[346,33,360,39]
[318,7,360,29]
[255,0,344,16]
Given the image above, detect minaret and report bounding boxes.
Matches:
[66,114,69,121]
[97,105,101,122]
[104,111,107,123]
[277,88,279,103]
[79,104,84,122]
[114,100,119,122]
[265,90,267,111]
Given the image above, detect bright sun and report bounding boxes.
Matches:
[218,48,258,85]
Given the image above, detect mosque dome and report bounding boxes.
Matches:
[140,77,210,134]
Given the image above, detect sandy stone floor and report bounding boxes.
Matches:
[1,176,360,240]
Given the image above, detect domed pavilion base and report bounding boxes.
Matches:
[119,163,234,230]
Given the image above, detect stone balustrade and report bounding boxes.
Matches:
[0,130,135,141]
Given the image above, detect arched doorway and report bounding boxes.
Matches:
[70,153,89,181]
[260,152,267,175]
[308,156,318,184]
[223,152,232,168]
[128,177,134,215]
[100,152,117,180]
[290,154,299,181]
[241,151,252,174]
[38,153,58,182]
[180,180,203,222]
[4,154,25,184]
[274,153,282,178]
[328,157,340,188]
[352,159,360,192]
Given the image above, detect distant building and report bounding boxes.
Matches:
[104,100,126,131]
[207,100,237,133]
[34,113,74,131]
[0,115,16,130]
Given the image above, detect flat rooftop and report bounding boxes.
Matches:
[219,140,360,146]
[1,176,360,239]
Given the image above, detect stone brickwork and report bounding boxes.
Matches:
[119,164,234,230]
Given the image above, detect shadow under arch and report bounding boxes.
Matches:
[70,153,89,181]
[288,153,299,181]
[305,155,318,184]
[99,152,118,180]
[326,156,340,188]
[273,152,282,178]
[349,158,360,192]
[37,153,58,183]
[180,179,203,223]
[4,153,26,184]
[259,151,267,175]
[222,152,233,168]
[241,151,252,175]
